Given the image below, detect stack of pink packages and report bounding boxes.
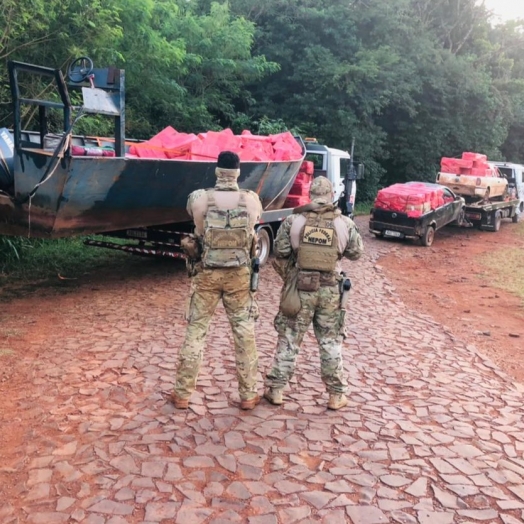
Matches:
[127,127,303,162]
[284,161,315,208]
[374,183,450,218]
[441,152,497,177]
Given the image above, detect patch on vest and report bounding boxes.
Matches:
[207,228,247,249]
[302,226,334,246]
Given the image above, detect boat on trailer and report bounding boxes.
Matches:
[0,59,304,238]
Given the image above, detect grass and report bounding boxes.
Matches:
[479,221,524,303]
[354,201,373,216]
[0,236,126,282]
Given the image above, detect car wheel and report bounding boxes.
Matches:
[421,226,435,247]
[493,211,502,232]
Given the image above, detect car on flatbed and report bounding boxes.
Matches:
[369,182,466,247]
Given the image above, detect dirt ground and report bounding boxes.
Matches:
[372,217,524,385]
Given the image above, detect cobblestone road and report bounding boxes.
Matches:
[1,229,524,524]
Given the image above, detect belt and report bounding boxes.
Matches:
[319,272,338,287]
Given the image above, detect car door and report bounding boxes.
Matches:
[517,168,524,211]
[435,188,458,228]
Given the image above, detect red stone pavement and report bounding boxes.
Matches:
[0,221,523,524]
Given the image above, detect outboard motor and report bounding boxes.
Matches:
[0,128,15,192]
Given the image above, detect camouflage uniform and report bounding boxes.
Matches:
[174,166,262,404]
[265,176,364,402]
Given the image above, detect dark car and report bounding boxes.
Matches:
[369,182,465,247]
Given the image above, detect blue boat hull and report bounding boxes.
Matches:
[0,147,303,238]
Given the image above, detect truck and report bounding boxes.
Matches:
[435,171,520,231]
[488,161,524,218]
[303,137,362,217]
[369,182,467,247]
[0,58,362,266]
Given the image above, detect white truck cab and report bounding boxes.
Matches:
[303,139,358,215]
[489,161,524,216]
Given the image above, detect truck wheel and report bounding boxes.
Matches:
[256,227,272,266]
[373,232,383,239]
[512,212,520,224]
[493,211,502,232]
[421,226,435,247]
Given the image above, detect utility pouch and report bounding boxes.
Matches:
[319,272,337,287]
[296,271,321,292]
[180,234,201,260]
[279,267,301,318]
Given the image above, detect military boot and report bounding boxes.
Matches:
[328,393,348,410]
[264,388,284,405]
[170,392,189,409]
[240,395,261,410]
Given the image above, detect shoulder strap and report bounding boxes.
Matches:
[238,191,247,208]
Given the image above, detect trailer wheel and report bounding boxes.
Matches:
[512,211,520,224]
[256,227,272,266]
[421,226,435,247]
[493,211,502,232]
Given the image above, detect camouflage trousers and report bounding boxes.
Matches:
[265,284,347,394]
[174,266,259,401]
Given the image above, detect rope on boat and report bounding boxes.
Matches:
[23,108,85,237]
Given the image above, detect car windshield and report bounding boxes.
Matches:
[305,153,325,170]
[497,167,515,184]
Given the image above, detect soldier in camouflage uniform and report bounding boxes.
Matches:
[265,176,364,410]
[172,151,263,410]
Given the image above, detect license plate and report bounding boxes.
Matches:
[127,229,148,239]
[384,230,402,238]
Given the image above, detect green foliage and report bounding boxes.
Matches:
[0,0,122,128]
[1,0,524,204]
[229,0,524,197]
[0,236,124,279]
[0,237,24,270]
[115,0,278,137]
[353,201,374,217]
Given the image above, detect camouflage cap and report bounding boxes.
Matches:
[310,176,333,198]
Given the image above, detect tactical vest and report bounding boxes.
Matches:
[296,208,339,273]
[201,190,252,268]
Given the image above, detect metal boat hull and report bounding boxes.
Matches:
[0,147,303,238]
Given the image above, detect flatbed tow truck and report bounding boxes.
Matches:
[436,172,520,232]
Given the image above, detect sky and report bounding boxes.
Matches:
[482,0,524,21]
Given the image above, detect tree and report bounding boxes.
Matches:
[0,0,122,129]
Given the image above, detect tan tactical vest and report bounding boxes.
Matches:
[201,190,252,268]
[296,208,339,272]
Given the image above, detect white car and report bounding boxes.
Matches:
[436,171,508,200]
